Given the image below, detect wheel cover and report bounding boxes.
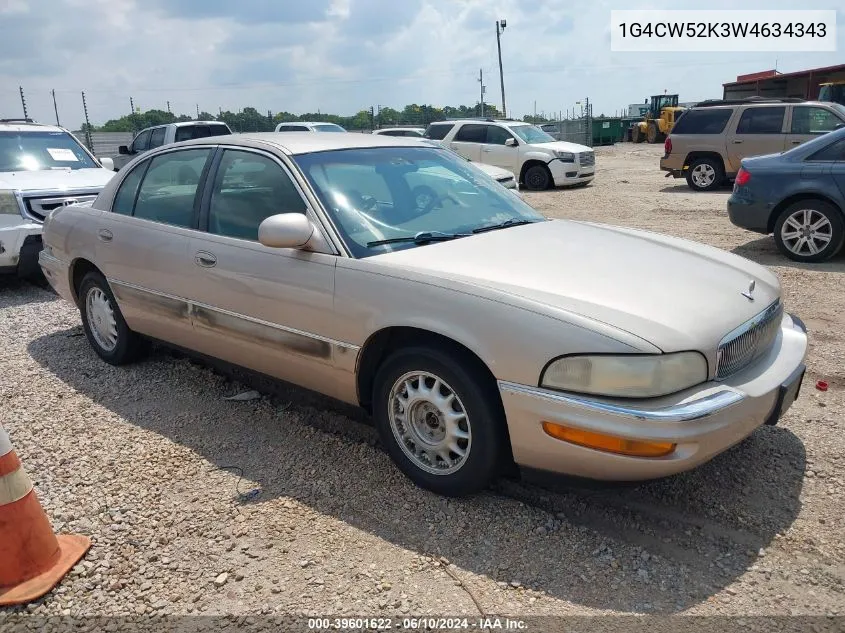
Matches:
[526,169,546,189]
[780,208,833,256]
[85,287,118,352]
[388,371,471,476]
[691,163,716,188]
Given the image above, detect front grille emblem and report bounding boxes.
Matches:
[741,280,756,301]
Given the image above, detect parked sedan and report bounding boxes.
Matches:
[728,126,845,263]
[39,133,808,497]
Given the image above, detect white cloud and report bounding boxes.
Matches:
[1,0,842,127]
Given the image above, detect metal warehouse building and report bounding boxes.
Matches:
[722,64,845,101]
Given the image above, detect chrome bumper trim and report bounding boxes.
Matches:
[498,381,745,423]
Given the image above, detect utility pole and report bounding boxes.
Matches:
[81,91,93,153]
[196,104,200,118]
[534,100,537,120]
[166,101,171,114]
[478,68,485,118]
[496,19,507,118]
[19,86,28,120]
[51,89,60,126]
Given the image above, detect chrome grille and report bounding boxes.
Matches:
[715,300,783,379]
[579,151,595,167]
[23,194,98,222]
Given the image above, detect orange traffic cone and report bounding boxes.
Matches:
[0,424,91,606]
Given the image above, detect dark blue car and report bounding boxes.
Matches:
[727,126,845,263]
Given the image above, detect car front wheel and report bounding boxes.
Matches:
[78,271,145,365]
[372,346,505,496]
[773,200,845,263]
[523,164,551,191]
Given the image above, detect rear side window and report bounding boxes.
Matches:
[791,107,843,135]
[424,124,454,140]
[736,107,785,134]
[454,124,487,143]
[133,149,211,228]
[175,124,232,143]
[807,138,845,161]
[671,108,733,134]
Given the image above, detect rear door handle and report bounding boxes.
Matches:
[732,140,743,144]
[195,251,217,268]
[97,229,113,242]
[791,140,802,145]
[482,148,492,152]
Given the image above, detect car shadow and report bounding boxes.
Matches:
[731,237,845,271]
[659,184,733,194]
[27,332,807,614]
[0,276,58,309]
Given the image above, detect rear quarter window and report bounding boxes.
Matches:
[424,124,454,140]
[671,108,734,135]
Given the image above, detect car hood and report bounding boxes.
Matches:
[371,219,781,352]
[533,140,592,154]
[0,168,114,192]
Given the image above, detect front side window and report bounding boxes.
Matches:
[133,149,211,227]
[0,130,98,172]
[454,124,487,143]
[148,127,167,149]
[207,150,306,241]
[791,107,843,135]
[509,125,556,144]
[132,129,151,153]
[313,124,346,133]
[736,107,785,134]
[486,125,515,145]
[294,146,544,258]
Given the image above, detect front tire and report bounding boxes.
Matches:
[523,164,551,191]
[631,126,642,143]
[685,157,724,192]
[647,122,659,144]
[372,346,506,496]
[78,271,145,365]
[773,200,845,263]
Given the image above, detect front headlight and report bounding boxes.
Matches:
[0,190,22,215]
[541,352,708,398]
[553,151,575,162]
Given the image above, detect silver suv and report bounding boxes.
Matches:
[113,121,232,171]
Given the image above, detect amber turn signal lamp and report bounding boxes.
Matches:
[541,422,676,458]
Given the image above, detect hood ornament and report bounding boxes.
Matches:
[741,280,756,301]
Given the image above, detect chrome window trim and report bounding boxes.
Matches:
[498,380,745,423]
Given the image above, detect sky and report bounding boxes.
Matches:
[1,0,843,128]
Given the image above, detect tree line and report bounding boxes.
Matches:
[80,102,554,133]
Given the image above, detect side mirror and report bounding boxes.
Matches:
[118,145,130,155]
[505,138,517,147]
[98,157,115,171]
[258,213,314,249]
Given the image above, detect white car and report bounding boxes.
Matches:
[275,121,347,133]
[113,121,232,171]
[373,127,426,137]
[425,119,595,191]
[418,139,517,190]
[0,119,115,279]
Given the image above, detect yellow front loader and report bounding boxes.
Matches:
[631,94,686,144]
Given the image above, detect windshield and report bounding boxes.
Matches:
[0,131,98,172]
[510,125,556,144]
[294,147,544,258]
[314,124,347,133]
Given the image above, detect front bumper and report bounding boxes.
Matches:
[0,221,42,275]
[499,313,808,481]
[548,159,594,186]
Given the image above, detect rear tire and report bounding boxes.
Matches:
[372,346,506,496]
[647,122,659,144]
[523,164,551,191]
[685,157,724,192]
[773,200,845,263]
[78,271,145,365]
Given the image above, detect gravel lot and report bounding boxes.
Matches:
[1,143,843,622]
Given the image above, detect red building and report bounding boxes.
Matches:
[723,64,845,101]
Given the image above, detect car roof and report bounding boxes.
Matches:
[176,131,435,155]
[375,127,424,133]
[691,100,832,110]
[0,121,66,133]
[278,121,343,127]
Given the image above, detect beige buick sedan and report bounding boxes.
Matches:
[39,133,808,496]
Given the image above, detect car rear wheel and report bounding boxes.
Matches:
[372,346,505,496]
[685,157,724,192]
[523,164,551,191]
[78,271,145,365]
[774,200,845,263]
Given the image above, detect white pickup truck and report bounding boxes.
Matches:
[0,119,115,279]
[112,121,232,170]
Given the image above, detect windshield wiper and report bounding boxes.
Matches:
[472,218,539,234]
[367,231,470,248]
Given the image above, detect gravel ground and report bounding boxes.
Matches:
[1,143,844,622]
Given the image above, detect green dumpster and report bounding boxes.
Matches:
[591,118,626,146]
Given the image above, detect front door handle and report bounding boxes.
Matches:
[97,229,113,242]
[791,140,802,145]
[732,140,743,144]
[482,148,492,152]
[195,251,217,268]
